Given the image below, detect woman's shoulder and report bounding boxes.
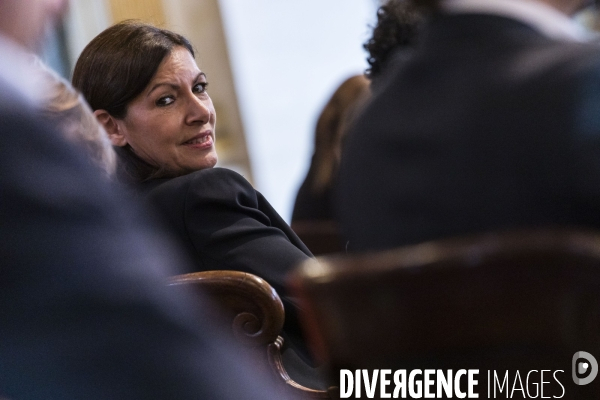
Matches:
[189,167,249,182]
[181,167,253,191]
[144,167,256,201]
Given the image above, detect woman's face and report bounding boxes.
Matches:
[115,46,217,175]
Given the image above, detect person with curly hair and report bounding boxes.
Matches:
[338,0,600,252]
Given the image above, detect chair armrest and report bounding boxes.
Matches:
[169,270,332,399]
[168,270,285,348]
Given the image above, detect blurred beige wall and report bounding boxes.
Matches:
[108,0,166,25]
[66,0,252,180]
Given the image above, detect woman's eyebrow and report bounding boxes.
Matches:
[147,82,179,97]
[147,72,207,97]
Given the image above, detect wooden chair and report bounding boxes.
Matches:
[168,271,332,399]
[288,229,600,399]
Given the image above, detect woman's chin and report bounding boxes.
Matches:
[202,154,218,169]
[185,155,218,174]
[163,154,219,177]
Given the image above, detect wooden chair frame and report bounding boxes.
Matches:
[168,271,331,399]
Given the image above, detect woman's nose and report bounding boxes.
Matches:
[186,94,211,125]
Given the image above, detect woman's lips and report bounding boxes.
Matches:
[183,133,213,149]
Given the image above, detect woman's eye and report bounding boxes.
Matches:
[193,82,208,94]
[156,96,175,107]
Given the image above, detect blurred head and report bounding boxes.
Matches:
[73,21,217,182]
[310,74,370,193]
[32,57,116,179]
[0,0,68,50]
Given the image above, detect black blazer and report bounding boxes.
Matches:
[138,167,322,374]
[139,167,313,295]
[337,12,600,252]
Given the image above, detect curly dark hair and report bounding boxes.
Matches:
[363,0,422,81]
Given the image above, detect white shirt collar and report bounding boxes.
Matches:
[0,34,48,106]
[441,0,592,42]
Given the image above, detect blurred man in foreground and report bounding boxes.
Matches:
[0,0,284,398]
[337,0,600,251]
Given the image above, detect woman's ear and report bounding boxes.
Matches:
[93,109,128,147]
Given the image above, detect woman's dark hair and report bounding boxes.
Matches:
[72,20,195,183]
[73,20,194,119]
[364,0,422,81]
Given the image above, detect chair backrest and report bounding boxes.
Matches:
[289,229,600,398]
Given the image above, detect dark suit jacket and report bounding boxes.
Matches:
[337,12,600,252]
[139,167,313,295]
[138,168,321,377]
[0,85,285,399]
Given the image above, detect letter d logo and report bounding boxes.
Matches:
[572,351,598,385]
